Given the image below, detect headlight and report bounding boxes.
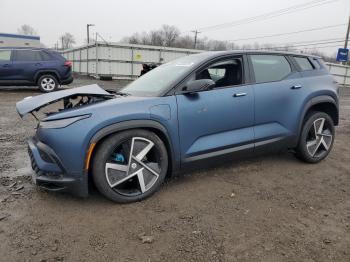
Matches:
[39,114,90,129]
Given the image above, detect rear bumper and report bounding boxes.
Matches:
[60,75,73,85]
[28,137,88,197]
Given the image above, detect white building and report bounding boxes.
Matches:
[0,33,41,47]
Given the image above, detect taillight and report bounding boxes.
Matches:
[64,60,72,67]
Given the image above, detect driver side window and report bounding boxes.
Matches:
[196,57,243,88]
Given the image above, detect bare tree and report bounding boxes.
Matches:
[140,32,151,45]
[59,33,76,49]
[149,30,163,46]
[175,35,194,49]
[161,25,180,47]
[17,24,37,36]
[122,33,141,44]
[206,40,229,51]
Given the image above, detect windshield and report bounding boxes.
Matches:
[122,54,206,96]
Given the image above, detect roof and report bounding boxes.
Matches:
[0,33,40,40]
[0,47,50,51]
[198,50,321,59]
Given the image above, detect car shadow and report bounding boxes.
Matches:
[33,151,300,205]
[0,86,41,93]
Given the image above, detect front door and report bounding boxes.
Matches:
[176,56,254,163]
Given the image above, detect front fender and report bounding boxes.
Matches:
[88,119,180,174]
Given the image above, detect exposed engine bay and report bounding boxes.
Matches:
[36,94,114,120]
[16,84,116,121]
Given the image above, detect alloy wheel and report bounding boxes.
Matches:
[306,118,333,158]
[105,137,161,196]
[41,77,56,91]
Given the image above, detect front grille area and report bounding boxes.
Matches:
[28,146,64,178]
[28,146,43,176]
[38,148,54,163]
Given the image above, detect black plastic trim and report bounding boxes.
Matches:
[298,95,339,140]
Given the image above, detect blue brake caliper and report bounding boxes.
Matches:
[113,153,125,163]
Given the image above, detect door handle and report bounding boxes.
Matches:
[291,85,302,89]
[233,92,247,97]
[3,64,10,67]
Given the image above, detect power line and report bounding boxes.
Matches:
[265,37,345,46]
[199,0,338,32]
[259,40,347,50]
[290,44,344,50]
[229,24,346,42]
[195,0,339,32]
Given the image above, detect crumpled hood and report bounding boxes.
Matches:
[16,84,113,118]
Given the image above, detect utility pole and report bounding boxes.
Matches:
[344,16,350,49]
[86,24,94,77]
[192,30,201,49]
[87,24,95,44]
[343,15,350,65]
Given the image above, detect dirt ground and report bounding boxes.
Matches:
[0,77,349,262]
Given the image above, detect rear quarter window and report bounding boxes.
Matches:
[294,56,314,71]
[315,58,327,69]
[49,51,66,60]
[250,55,292,83]
[40,51,53,61]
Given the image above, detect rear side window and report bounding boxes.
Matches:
[294,56,314,71]
[314,58,327,69]
[0,50,11,61]
[250,55,291,83]
[14,50,42,61]
[50,51,65,60]
[39,51,53,61]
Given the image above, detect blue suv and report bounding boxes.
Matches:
[0,47,73,92]
[16,51,339,203]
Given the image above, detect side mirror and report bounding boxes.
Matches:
[182,79,215,94]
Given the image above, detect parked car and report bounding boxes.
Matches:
[0,47,73,92]
[16,51,339,203]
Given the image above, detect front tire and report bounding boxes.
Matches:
[38,74,58,93]
[92,129,168,203]
[295,111,335,163]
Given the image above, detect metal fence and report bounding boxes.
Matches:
[325,63,350,86]
[61,42,201,79]
[61,43,350,86]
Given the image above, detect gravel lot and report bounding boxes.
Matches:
[0,77,349,262]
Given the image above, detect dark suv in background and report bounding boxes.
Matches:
[0,47,73,92]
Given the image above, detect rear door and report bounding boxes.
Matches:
[249,54,306,150]
[0,49,14,81]
[176,55,255,163]
[12,49,45,82]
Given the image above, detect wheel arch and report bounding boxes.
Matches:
[34,70,60,84]
[298,95,339,140]
[87,120,177,177]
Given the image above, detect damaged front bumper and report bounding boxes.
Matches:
[28,137,88,197]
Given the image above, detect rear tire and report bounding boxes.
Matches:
[295,111,335,163]
[92,129,168,203]
[38,74,58,93]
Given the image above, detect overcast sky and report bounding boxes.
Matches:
[0,0,349,55]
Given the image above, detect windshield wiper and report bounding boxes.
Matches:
[106,90,131,96]
[116,91,131,96]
